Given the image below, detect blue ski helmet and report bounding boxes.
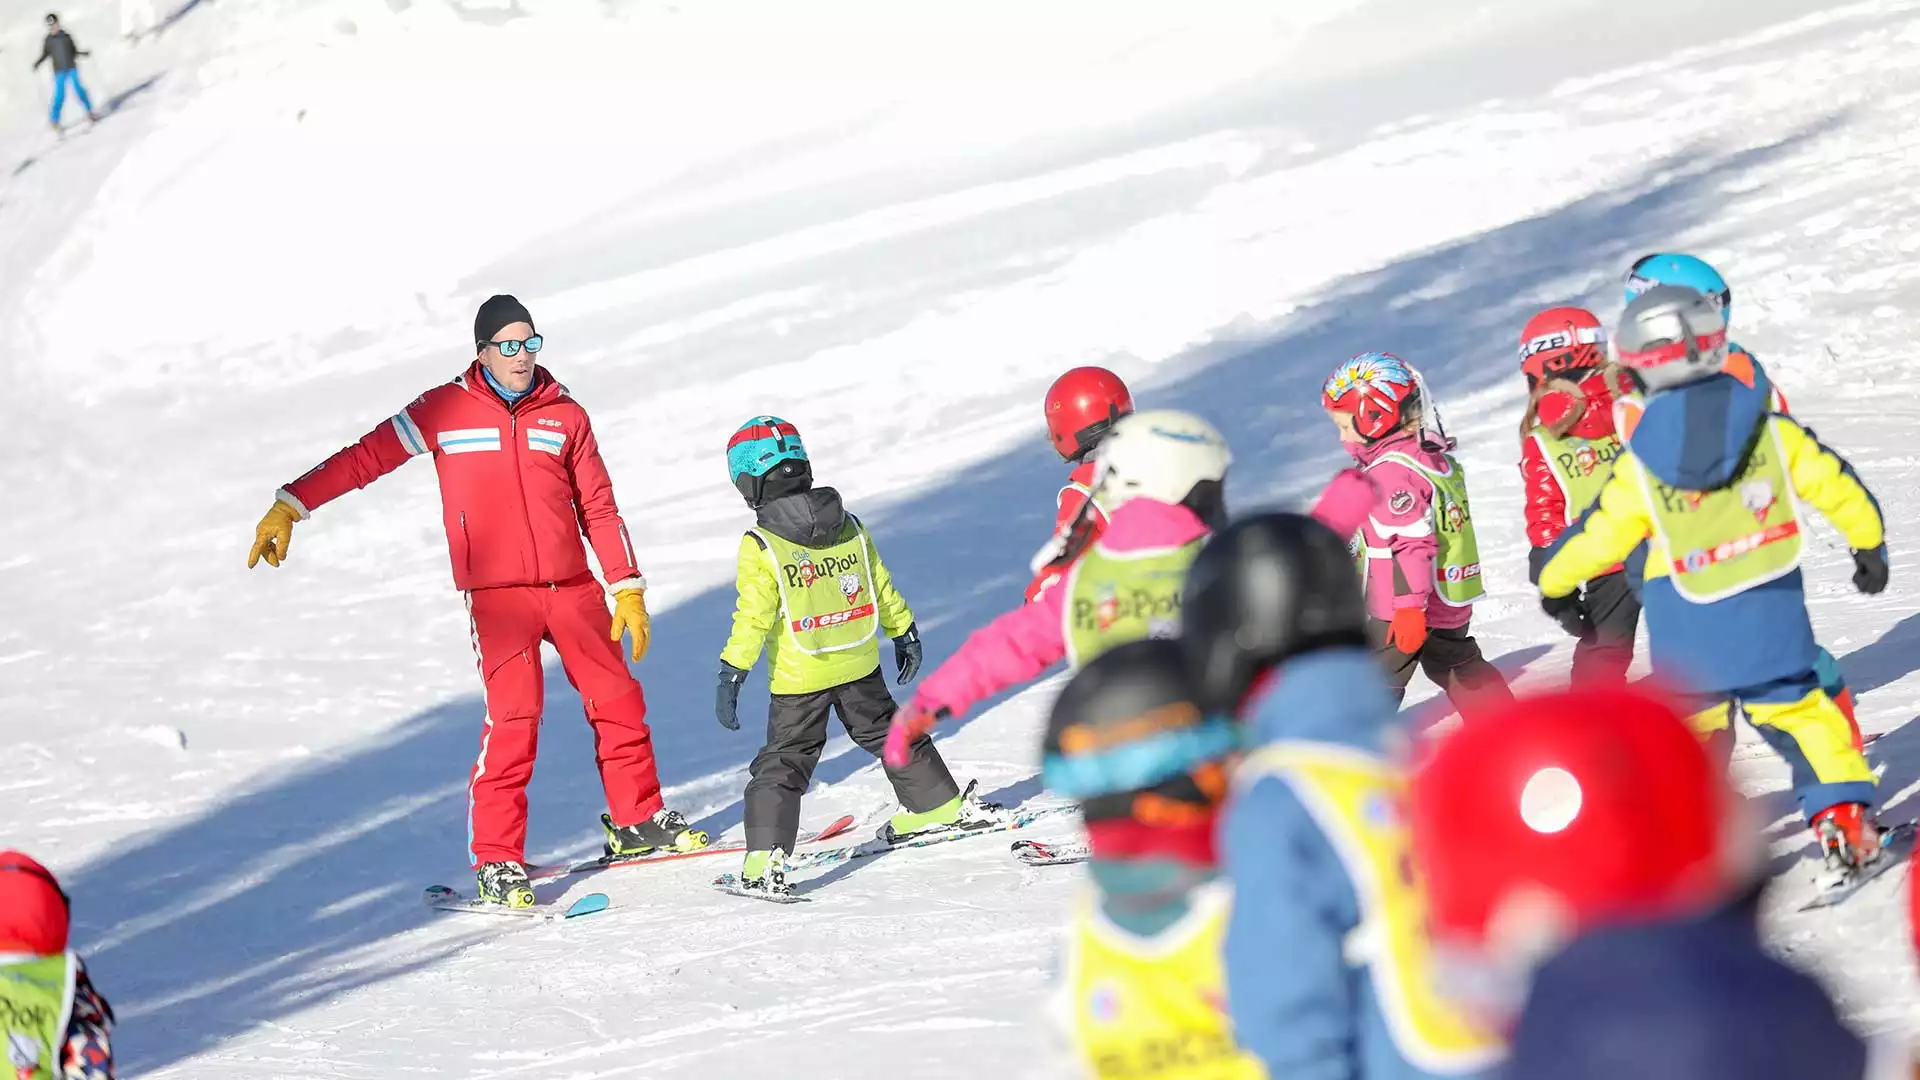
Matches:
[1625,253,1731,323]
[727,415,811,505]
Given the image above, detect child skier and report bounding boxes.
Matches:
[882,408,1233,765]
[1516,307,1641,685]
[1178,511,1503,1079]
[716,416,1005,897]
[0,851,115,1079]
[1322,352,1514,715]
[1410,685,1913,1079]
[1622,252,1863,743]
[1537,285,1890,890]
[1038,637,1260,1080]
[1026,366,1135,604]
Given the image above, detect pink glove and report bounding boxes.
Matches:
[1309,467,1377,538]
[884,706,948,768]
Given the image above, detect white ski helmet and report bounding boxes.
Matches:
[1611,284,1729,393]
[1090,409,1232,523]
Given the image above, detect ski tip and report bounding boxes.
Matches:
[565,893,611,918]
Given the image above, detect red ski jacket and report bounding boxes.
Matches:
[1521,388,1621,550]
[1024,460,1111,603]
[279,361,643,592]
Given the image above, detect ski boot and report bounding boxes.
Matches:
[476,860,536,909]
[740,849,791,897]
[880,779,1009,843]
[603,808,711,858]
[1812,802,1884,889]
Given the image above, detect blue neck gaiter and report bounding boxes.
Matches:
[481,364,532,404]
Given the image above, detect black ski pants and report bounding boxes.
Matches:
[1373,619,1515,720]
[744,666,959,853]
[1569,570,1641,687]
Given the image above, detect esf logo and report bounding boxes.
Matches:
[1443,563,1482,583]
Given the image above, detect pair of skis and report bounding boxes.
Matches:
[422,814,860,919]
[710,804,1079,903]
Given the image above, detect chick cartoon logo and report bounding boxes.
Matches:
[793,550,817,588]
[1443,499,1465,534]
[1096,582,1120,631]
[1574,445,1597,476]
[1740,479,1777,525]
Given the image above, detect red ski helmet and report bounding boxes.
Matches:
[1410,686,1756,976]
[0,851,70,955]
[1045,366,1134,462]
[1321,352,1421,442]
[1518,307,1607,384]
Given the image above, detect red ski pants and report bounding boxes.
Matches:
[464,575,663,867]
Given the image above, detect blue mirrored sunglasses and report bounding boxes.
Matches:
[484,335,543,357]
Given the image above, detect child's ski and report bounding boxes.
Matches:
[1011,838,1090,866]
[422,885,611,921]
[710,873,810,904]
[1797,820,1915,912]
[784,804,1076,874]
[526,814,858,882]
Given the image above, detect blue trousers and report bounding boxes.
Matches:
[50,68,95,126]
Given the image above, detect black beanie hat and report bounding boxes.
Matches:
[474,294,534,347]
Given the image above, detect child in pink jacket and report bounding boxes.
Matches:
[884,409,1377,766]
[1322,352,1513,717]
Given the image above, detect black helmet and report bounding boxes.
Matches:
[1041,637,1236,823]
[1181,511,1368,714]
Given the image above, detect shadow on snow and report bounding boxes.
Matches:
[67,120,1845,1073]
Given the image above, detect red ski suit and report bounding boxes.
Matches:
[1024,460,1109,603]
[281,361,663,867]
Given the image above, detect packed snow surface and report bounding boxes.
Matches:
[3,0,1919,1075]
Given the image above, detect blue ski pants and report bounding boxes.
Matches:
[51,69,95,126]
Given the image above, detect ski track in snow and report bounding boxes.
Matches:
[5,0,1920,1076]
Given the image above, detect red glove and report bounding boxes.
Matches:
[1535,388,1580,433]
[1386,607,1428,654]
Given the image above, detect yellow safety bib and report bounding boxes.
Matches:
[1237,742,1503,1074]
[1631,421,1803,604]
[1063,883,1267,1080]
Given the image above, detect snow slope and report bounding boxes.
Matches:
[4,0,1920,1075]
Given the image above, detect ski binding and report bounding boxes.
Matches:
[1798,819,1915,912]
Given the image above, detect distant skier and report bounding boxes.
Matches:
[1516,306,1641,685]
[1038,637,1261,1079]
[246,294,707,908]
[35,13,98,135]
[715,415,1005,897]
[1179,511,1504,1079]
[0,851,115,1079]
[1410,685,1914,1080]
[1321,351,1514,716]
[1538,284,1890,890]
[1025,366,1134,603]
[1620,251,1864,746]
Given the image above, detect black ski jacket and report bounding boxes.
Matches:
[36,31,86,73]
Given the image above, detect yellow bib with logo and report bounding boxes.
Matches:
[0,952,77,1080]
[1237,742,1503,1074]
[1631,421,1803,604]
[1064,883,1266,1080]
[752,520,881,656]
[1530,429,1623,524]
[1061,539,1201,669]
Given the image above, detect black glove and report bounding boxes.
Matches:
[1539,591,1591,640]
[715,662,747,731]
[893,623,923,684]
[1853,546,1889,595]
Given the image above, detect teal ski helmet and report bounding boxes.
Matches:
[726,415,811,506]
[1625,253,1731,323]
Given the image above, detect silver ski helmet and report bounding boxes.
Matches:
[1610,284,1728,394]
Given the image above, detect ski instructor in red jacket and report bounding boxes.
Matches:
[245,295,709,908]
